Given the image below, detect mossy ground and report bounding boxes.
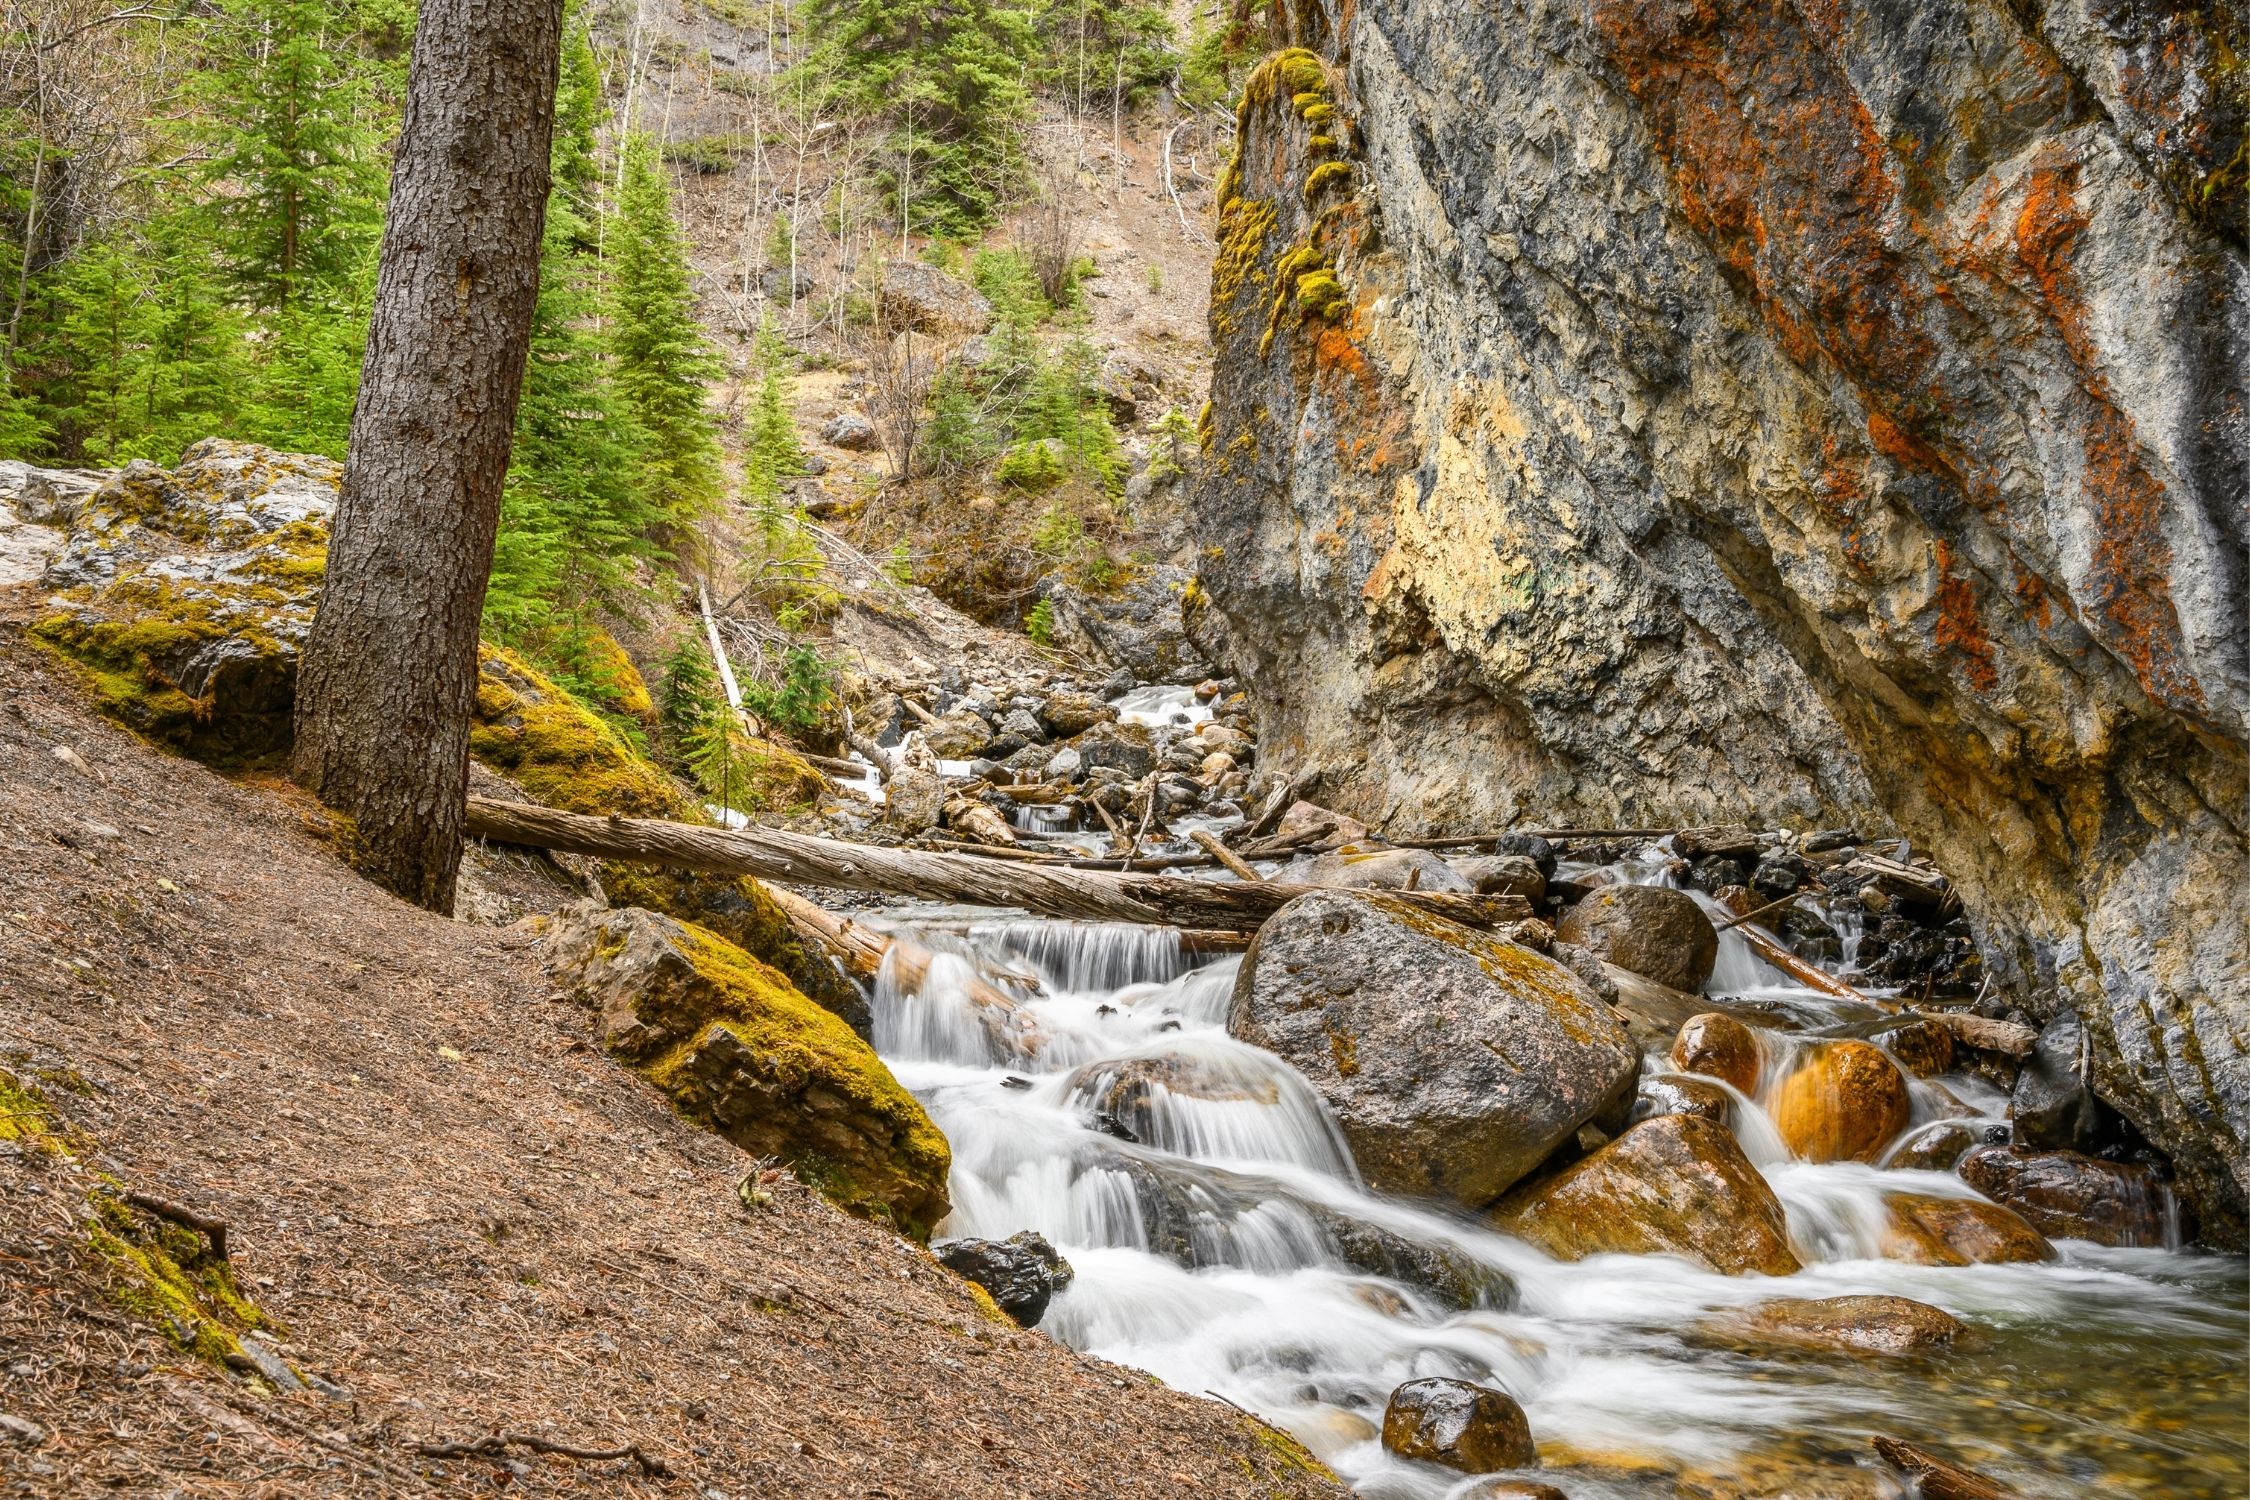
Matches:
[2,1066,274,1371]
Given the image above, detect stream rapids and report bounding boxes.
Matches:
[859,692,2247,1499]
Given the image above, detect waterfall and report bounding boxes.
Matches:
[869,917,2248,1498]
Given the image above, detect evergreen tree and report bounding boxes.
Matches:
[742,320,804,501]
[605,134,722,536]
[800,0,1040,236]
[199,0,386,313]
[489,18,653,643]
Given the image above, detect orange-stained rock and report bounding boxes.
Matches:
[1771,1041,1910,1163]
[1492,1114,1800,1276]
[1880,1193,2054,1265]
[1671,1012,1763,1094]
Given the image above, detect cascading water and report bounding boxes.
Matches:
[862,901,2247,1499]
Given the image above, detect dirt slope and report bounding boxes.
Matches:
[0,630,1342,1500]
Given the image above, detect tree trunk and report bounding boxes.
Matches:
[292,0,566,913]
[462,796,1534,932]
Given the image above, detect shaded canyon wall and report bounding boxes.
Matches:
[1187,2,2249,1240]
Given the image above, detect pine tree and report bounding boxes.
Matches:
[605,134,722,537]
[801,0,1040,236]
[489,18,654,643]
[199,0,386,314]
[742,320,804,501]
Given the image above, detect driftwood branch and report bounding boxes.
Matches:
[121,1190,228,1262]
[463,797,1529,932]
[417,1431,670,1478]
[1190,829,1263,883]
[1873,1437,2020,1499]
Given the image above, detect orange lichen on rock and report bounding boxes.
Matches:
[1932,542,1999,694]
[2009,148,2204,717]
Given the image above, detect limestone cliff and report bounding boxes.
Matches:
[1191,7,2249,1240]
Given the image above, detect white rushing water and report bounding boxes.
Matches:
[867,895,2247,1498]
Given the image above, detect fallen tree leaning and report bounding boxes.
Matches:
[464,797,1531,932]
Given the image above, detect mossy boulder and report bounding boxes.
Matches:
[30,440,338,763]
[545,905,950,1239]
[1492,1114,1802,1276]
[469,647,858,1029]
[1230,890,1639,1209]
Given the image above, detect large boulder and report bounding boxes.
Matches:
[1379,1378,1536,1473]
[1956,1144,2175,1248]
[1229,891,1639,1208]
[876,259,991,335]
[2009,1012,2116,1152]
[934,1232,1074,1326]
[1492,1114,1802,1276]
[1770,1041,1912,1163]
[1553,885,1719,993]
[1041,564,1215,683]
[545,905,950,1239]
[1879,1193,2053,1266]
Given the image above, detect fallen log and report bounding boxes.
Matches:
[1919,1010,2038,1058]
[1872,1437,2021,1499]
[464,797,1531,932]
[1190,829,1263,883]
[1734,922,1889,1007]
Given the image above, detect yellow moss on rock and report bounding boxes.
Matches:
[551,907,950,1239]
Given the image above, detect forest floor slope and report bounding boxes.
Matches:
[0,630,1341,1500]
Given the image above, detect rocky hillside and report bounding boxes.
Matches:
[1188,8,2248,1242]
[0,633,1344,1499]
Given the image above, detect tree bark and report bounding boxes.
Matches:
[291,0,566,913]
[463,796,1533,932]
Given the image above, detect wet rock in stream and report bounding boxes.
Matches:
[1670,1013,1764,1096]
[1552,884,1719,993]
[1492,1114,1802,1276]
[934,1232,1074,1327]
[1879,1193,2053,1266]
[1729,1295,1969,1358]
[1956,1145,2177,1248]
[1231,890,1639,1208]
[1770,1042,1913,1164]
[1380,1376,1537,1473]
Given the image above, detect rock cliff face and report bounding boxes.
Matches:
[1190,8,2248,1240]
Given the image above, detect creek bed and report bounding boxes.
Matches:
[865,903,2248,1499]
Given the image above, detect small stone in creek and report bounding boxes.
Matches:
[1380,1376,1536,1473]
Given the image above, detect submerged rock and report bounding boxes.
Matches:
[1879,1193,2053,1266]
[1770,1042,1912,1164]
[1380,1377,1536,1473]
[1492,1114,1801,1276]
[1956,1145,2175,1248]
[934,1232,1074,1326]
[545,905,950,1240]
[1879,1120,1988,1173]
[1733,1295,1967,1357]
[1230,891,1638,1208]
[1553,886,1719,993]
[1301,1204,1517,1313]
[1670,1013,1763,1095]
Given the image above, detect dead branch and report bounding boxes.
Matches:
[1190,829,1263,883]
[415,1431,671,1478]
[120,1190,227,1261]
